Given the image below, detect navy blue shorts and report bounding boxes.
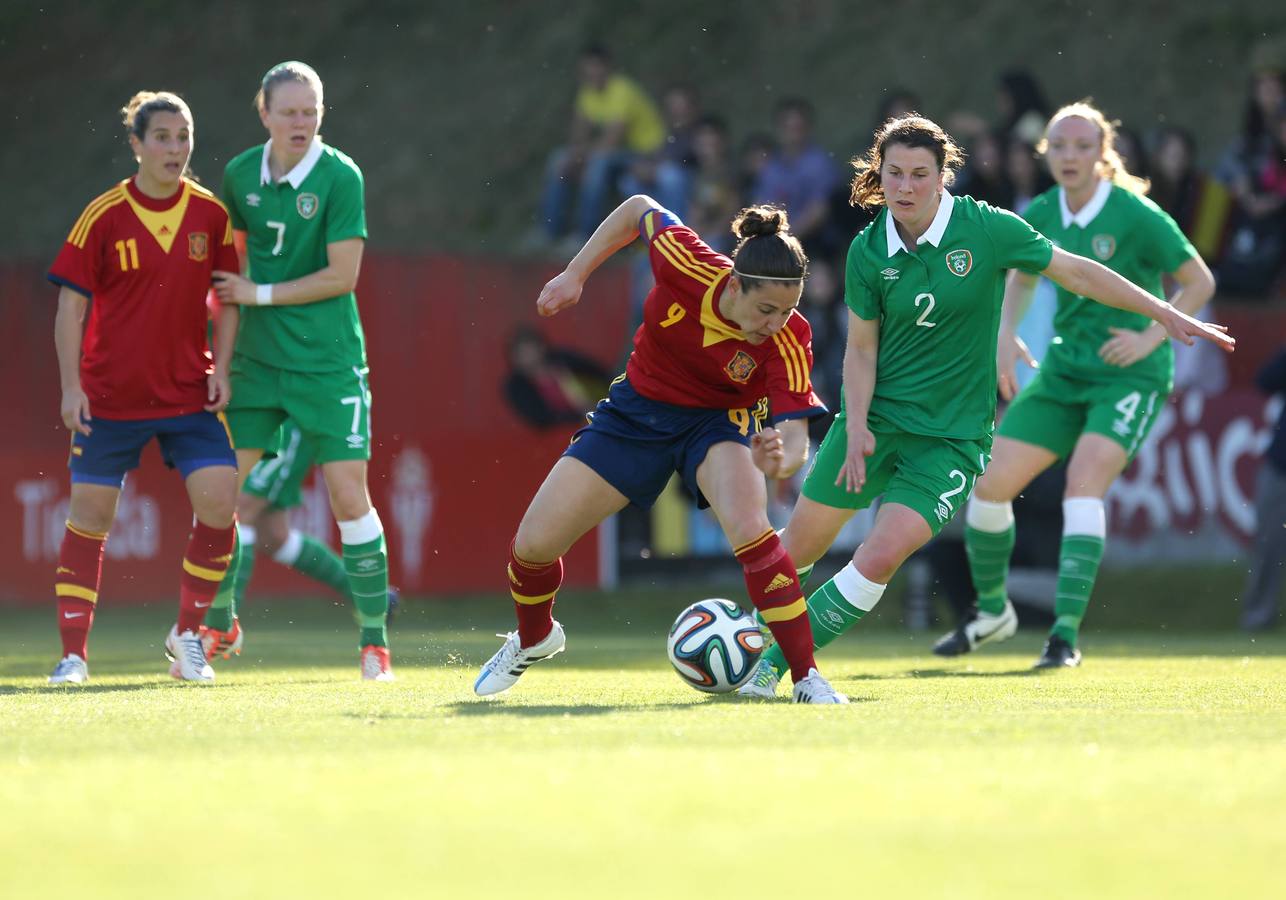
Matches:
[69,411,237,487]
[563,377,765,509]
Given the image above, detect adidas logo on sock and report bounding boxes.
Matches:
[764,573,794,593]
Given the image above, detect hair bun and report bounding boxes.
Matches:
[731,205,790,240]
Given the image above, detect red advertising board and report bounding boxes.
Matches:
[2,256,633,606]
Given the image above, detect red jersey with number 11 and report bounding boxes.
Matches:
[48,177,238,419]
[626,208,824,422]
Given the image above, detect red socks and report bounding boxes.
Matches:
[178,521,236,634]
[55,523,107,659]
[508,540,563,648]
[734,529,816,682]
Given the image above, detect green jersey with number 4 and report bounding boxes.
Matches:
[1021,180,1196,387]
[221,138,369,372]
[845,192,1053,440]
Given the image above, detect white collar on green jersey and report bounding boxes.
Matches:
[259,137,324,188]
[1059,178,1112,229]
[885,190,955,257]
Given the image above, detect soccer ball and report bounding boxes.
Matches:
[666,598,765,693]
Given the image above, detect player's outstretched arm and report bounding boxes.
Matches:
[1041,246,1234,353]
[54,287,92,435]
[537,194,658,317]
[1097,255,1217,368]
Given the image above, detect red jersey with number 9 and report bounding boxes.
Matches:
[48,177,239,419]
[625,208,825,422]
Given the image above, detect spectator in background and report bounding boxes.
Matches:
[797,257,845,442]
[539,44,668,242]
[503,326,610,430]
[1149,125,1233,263]
[997,68,1051,145]
[1214,59,1286,295]
[752,98,838,254]
[686,115,741,255]
[1006,138,1052,213]
[1113,125,1150,184]
[955,129,1014,209]
[1240,347,1286,631]
[737,131,775,206]
[622,83,701,222]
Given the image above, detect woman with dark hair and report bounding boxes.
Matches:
[739,114,1232,696]
[474,195,847,703]
[46,91,240,685]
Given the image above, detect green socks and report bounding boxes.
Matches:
[230,524,258,613]
[278,531,352,601]
[204,528,241,632]
[963,498,1015,616]
[759,562,886,679]
[1052,498,1107,647]
[339,511,390,648]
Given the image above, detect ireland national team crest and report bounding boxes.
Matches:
[187,232,208,262]
[296,192,320,219]
[1092,234,1117,260]
[945,249,973,277]
[724,351,758,384]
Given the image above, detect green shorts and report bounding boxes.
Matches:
[242,419,318,509]
[227,356,373,463]
[801,415,991,535]
[998,366,1169,462]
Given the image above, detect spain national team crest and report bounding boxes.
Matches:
[725,351,758,384]
[187,232,208,262]
[1092,234,1117,260]
[296,192,320,219]
[945,249,973,277]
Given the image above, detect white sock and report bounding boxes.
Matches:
[1062,497,1106,538]
[337,509,384,545]
[273,528,304,565]
[966,497,1014,533]
[236,523,258,547]
[833,562,887,612]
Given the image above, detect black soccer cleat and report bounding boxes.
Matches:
[1034,635,1082,669]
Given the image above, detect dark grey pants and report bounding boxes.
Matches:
[1241,462,1286,630]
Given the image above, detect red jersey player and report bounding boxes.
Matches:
[45,91,240,685]
[475,194,849,704]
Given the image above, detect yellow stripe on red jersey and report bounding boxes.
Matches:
[625,206,826,421]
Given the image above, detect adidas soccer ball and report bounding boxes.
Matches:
[666,598,765,693]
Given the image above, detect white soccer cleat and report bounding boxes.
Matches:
[360,645,395,682]
[474,620,566,696]
[792,668,850,704]
[49,654,89,685]
[165,627,215,683]
[736,658,781,698]
[931,600,1019,657]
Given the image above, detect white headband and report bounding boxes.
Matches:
[731,269,805,281]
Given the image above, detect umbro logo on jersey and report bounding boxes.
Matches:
[880,267,901,281]
[357,559,380,572]
[246,193,261,207]
[764,573,794,593]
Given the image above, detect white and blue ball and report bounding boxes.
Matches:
[666,598,765,693]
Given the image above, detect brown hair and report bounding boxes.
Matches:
[255,60,325,113]
[848,114,965,208]
[728,205,808,290]
[121,91,191,141]
[1038,100,1150,195]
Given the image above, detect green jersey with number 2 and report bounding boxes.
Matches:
[844,192,1053,440]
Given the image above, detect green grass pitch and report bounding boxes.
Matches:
[2,587,1284,899]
